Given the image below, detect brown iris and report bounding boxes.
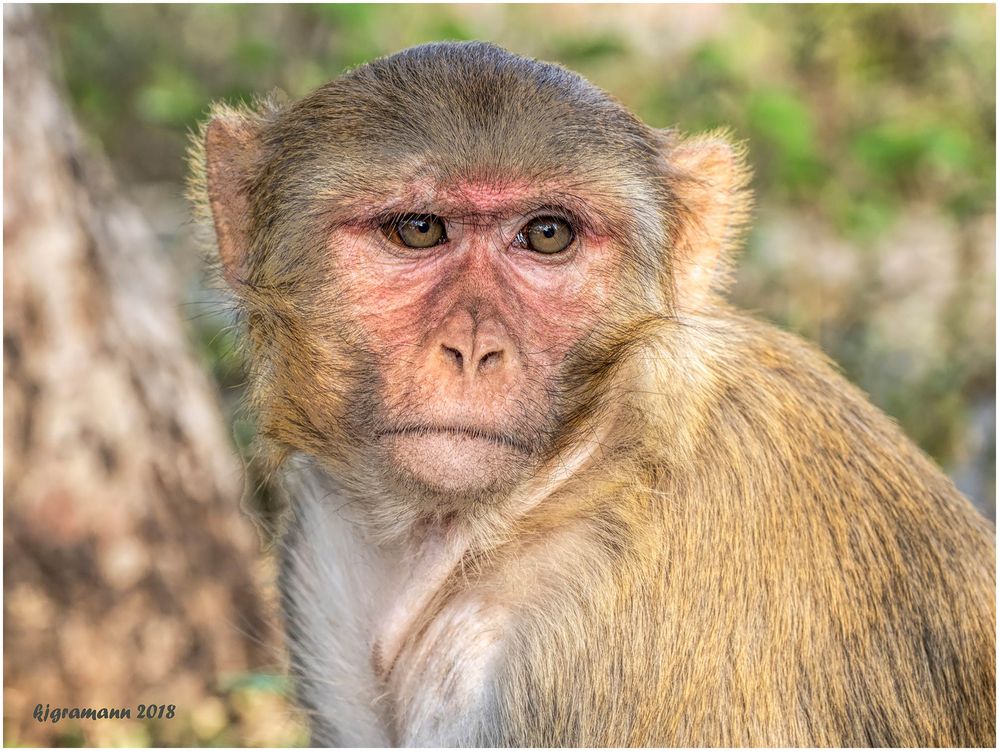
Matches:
[518,216,574,254]
[383,214,447,249]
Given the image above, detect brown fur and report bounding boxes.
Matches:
[190,42,995,746]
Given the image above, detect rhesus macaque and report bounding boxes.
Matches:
[192,42,995,746]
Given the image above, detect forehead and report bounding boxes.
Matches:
[268,43,660,197]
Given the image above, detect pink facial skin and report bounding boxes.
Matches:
[331,179,623,495]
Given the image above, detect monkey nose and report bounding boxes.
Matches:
[436,315,511,379]
[473,338,506,375]
[439,339,506,376]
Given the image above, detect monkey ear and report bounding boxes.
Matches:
[201,110,265,286]
[660,131,752,312]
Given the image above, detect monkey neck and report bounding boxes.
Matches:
[371,521,469,682]
[328,383,626,686]
[507,404,621,520]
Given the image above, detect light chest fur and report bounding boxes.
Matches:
[278,458,512,746]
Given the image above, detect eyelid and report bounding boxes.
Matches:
[522,207,580,230]
[382,211,440,227]
[366,209,435,232]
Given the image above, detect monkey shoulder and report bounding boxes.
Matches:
[659,311,995,602]
[688,313,989,525]
[611,311,996,745]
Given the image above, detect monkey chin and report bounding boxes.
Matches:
[380,430,532,503]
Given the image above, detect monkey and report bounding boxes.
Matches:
[190,41,996,747]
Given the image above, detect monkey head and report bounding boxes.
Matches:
[196,42,748,515]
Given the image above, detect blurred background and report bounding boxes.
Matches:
[4,4,995,747]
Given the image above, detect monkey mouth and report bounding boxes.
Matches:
[376,422,539,495]
[377,424,531,454]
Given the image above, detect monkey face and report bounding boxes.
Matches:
[199,42,739,511]
[329,178,626,500]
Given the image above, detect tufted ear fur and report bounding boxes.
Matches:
[660,131,752,312]
[192,106,267,287]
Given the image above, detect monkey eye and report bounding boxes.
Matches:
[515,216,574,254]
[382,214,447,249]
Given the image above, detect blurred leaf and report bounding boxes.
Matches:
[554,34,629,65]
[747,88,826,191]
[136,67,205,127]
[234,38,279,71]
[852,122,973,183]
[691,41,735,78]
[221,671,290,694]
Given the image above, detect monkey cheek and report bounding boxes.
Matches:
[382,433,528,496]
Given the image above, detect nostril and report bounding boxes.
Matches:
[477,349,504,373]
[441,345,464,371]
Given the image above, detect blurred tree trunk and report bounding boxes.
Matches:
[3,6,276,745]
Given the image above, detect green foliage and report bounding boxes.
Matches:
[552,33,629,65]
[220,671,290,695]
[45,4,996,218]
[136,64,205,127]
[747,88,826,192]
